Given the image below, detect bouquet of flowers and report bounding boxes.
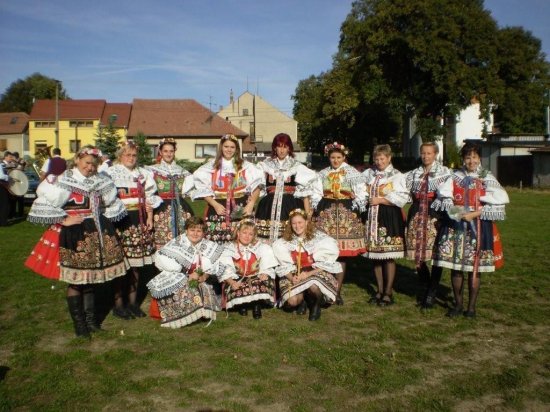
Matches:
[230,205,246,220]
[188,267,204,289]
[447,205,466,222]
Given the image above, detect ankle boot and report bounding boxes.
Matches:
[67,296,90,338]
[252,303,262,319]
[308,294,322,321]
[422,288,437,309]
[83,291,102,332]
[295,299,307,315]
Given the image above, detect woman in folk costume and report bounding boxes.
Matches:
[255,133,317,243]
[311,142,367,305]
[362,144,409,306]
[146,138,194,250]
[273,209,341,321]
[220,219,278,319]
[404,142,453,309]
[192,134,263,244]
[105,142,162,319]
[25,146,128,338]
[146,217,227,328]
[433,142,509,318]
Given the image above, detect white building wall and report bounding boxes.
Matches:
[454,102,493,146]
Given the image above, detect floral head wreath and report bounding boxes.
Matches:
[236,217,256,230]
[221,134,238,142]
[158,138,177,149]
[78,147,102,158]
[324,141,349,156]
[288,208,308,219]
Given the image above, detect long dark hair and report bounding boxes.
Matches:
[213,134,243,171]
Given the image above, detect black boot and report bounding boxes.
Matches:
[238,305,248,316]
[127,303,147,318]
[252,303,262,319]
[422,288,437,309]
[295,299,307,315]
[83,291,102,332]
[67,296,90,338]
[308,294,322,321]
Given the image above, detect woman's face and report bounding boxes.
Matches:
[463,152,481,173]
[160,144,175,163]
[374,153,391,171]
[76,155,97,177]
[221,140,237,160]
[276,144,289,160]
[237,226,255,246]
[420,145,437,168]
[290,215,307,237]
[121,149,138,169]
[186,225,205,245]
[329,151,345,169]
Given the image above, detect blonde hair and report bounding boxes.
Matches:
[420,141,439,154]
[233,219,258,244]
[116,142,138,162]
[373,144,392,158]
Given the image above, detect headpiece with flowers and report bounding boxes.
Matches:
[236,217,256,229]
[158,138,177,149]
[78,147,102,158]
[324,141,349,156]
[221,134,238,142]
[288,208,308,219]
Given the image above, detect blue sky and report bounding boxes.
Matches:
[1,0,548,117]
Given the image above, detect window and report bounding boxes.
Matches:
[195,144,217,159]
[35,121,55,128]
[0,139,7,151]
[70,140,81,153]
[10,117,17,124]
[242,108,249,116]
[70,120,93,128]
[35,141,48,154]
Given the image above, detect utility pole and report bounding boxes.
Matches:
[54,80,60,150]
[545,89,550,139]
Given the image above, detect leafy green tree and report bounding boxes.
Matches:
[0,73,69,113]
[492,27,550,134]
[133,132,154,166]
[95,117,121,160]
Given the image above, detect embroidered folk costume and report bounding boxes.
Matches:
[432,167,508,273]
[273,230,341,307]
[147,235,226,328]
[146,160,195,249]
[193,158,263,244]
[255,156,317,243]
[106,164,162,267]
[26,168,128,283]
[312,153,366,257]
[220,239,278,310]
[363,165,408,260]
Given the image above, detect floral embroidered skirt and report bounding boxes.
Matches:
[432,217,499,272]
[58,216,128,284]
[364,204,405,260]
[278,270,338,306]
[255,193,304,242]
[153,198,194,250]
[313,198,366,257]
[156,282,221,328]
[223,276,276,309]
[25,224,62,280]
[115,210,155,267]
[204,197,247,244]
[405,201,440,262]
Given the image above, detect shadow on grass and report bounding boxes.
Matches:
[0,366,10,382]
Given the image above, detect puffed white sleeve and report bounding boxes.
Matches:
[218,245,239,282]
[147,240,188,298]
[311,234,343,274]
[154,240,184,273]
[27,177,70,224]
[258,243,278,279]
[181,172,195,197]
[272,239,297,278]
[431,170,454,212]
[191,161,215,200]
[293,163,317,199]
[349,169,367,212]
[101,179,127,222]
[480,173,509,221]
[143,168,162,208]
[243,161,264,193]
[385,172,410,208]
[310,174,324,210]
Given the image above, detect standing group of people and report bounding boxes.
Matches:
[23,132,509,338]
[0,150,27,225]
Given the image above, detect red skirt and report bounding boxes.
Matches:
[493,223,504,269]
[149,298,161,320]
[25,225,62,280]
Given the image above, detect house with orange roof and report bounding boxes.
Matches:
[126,99,248,162]
[0,112,30,156]
[29,99,131,158]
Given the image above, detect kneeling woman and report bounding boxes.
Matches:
[147,217,226,328]
[272,209,341,321]
[220,219,278,319]
[26,146,128,337]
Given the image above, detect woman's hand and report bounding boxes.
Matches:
[228,279,242,289]
[461,211,481,222]
[145,202,153,214]
[62,215,84,226]
[243,203,254,217]
[189,272,200,281]
[146,215,154,231]
[214,203,226,215]
[369,197,382,206]
[198,273,209,283]
[259,274,268,281]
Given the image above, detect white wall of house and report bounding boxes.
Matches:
[454,102,493,147]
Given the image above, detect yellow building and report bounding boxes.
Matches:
[29,100,130,159]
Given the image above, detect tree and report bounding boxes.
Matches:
[0,73,69,113]
[133,132,154,166]
[95,117,121,160]
[492,27,550,134]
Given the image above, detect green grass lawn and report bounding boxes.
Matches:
[0,189,549,411]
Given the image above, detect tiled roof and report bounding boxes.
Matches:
[101,103,132,128]
[0,112,30,134]
[127,99,247,138]
[30,99,106,120]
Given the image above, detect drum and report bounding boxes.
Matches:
[8,169,29,196]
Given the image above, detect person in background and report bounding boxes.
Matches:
[404,142,453,309]
[0,153,11,226]
[311,142,367,305]
[362,144,409,306]
[193,134,263,244]
[25,146,128,338]
[220,219,278,319]
[432,142,509,318]
[97,154,112,174]
[273,209,341,321]
[40,148,67,181]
